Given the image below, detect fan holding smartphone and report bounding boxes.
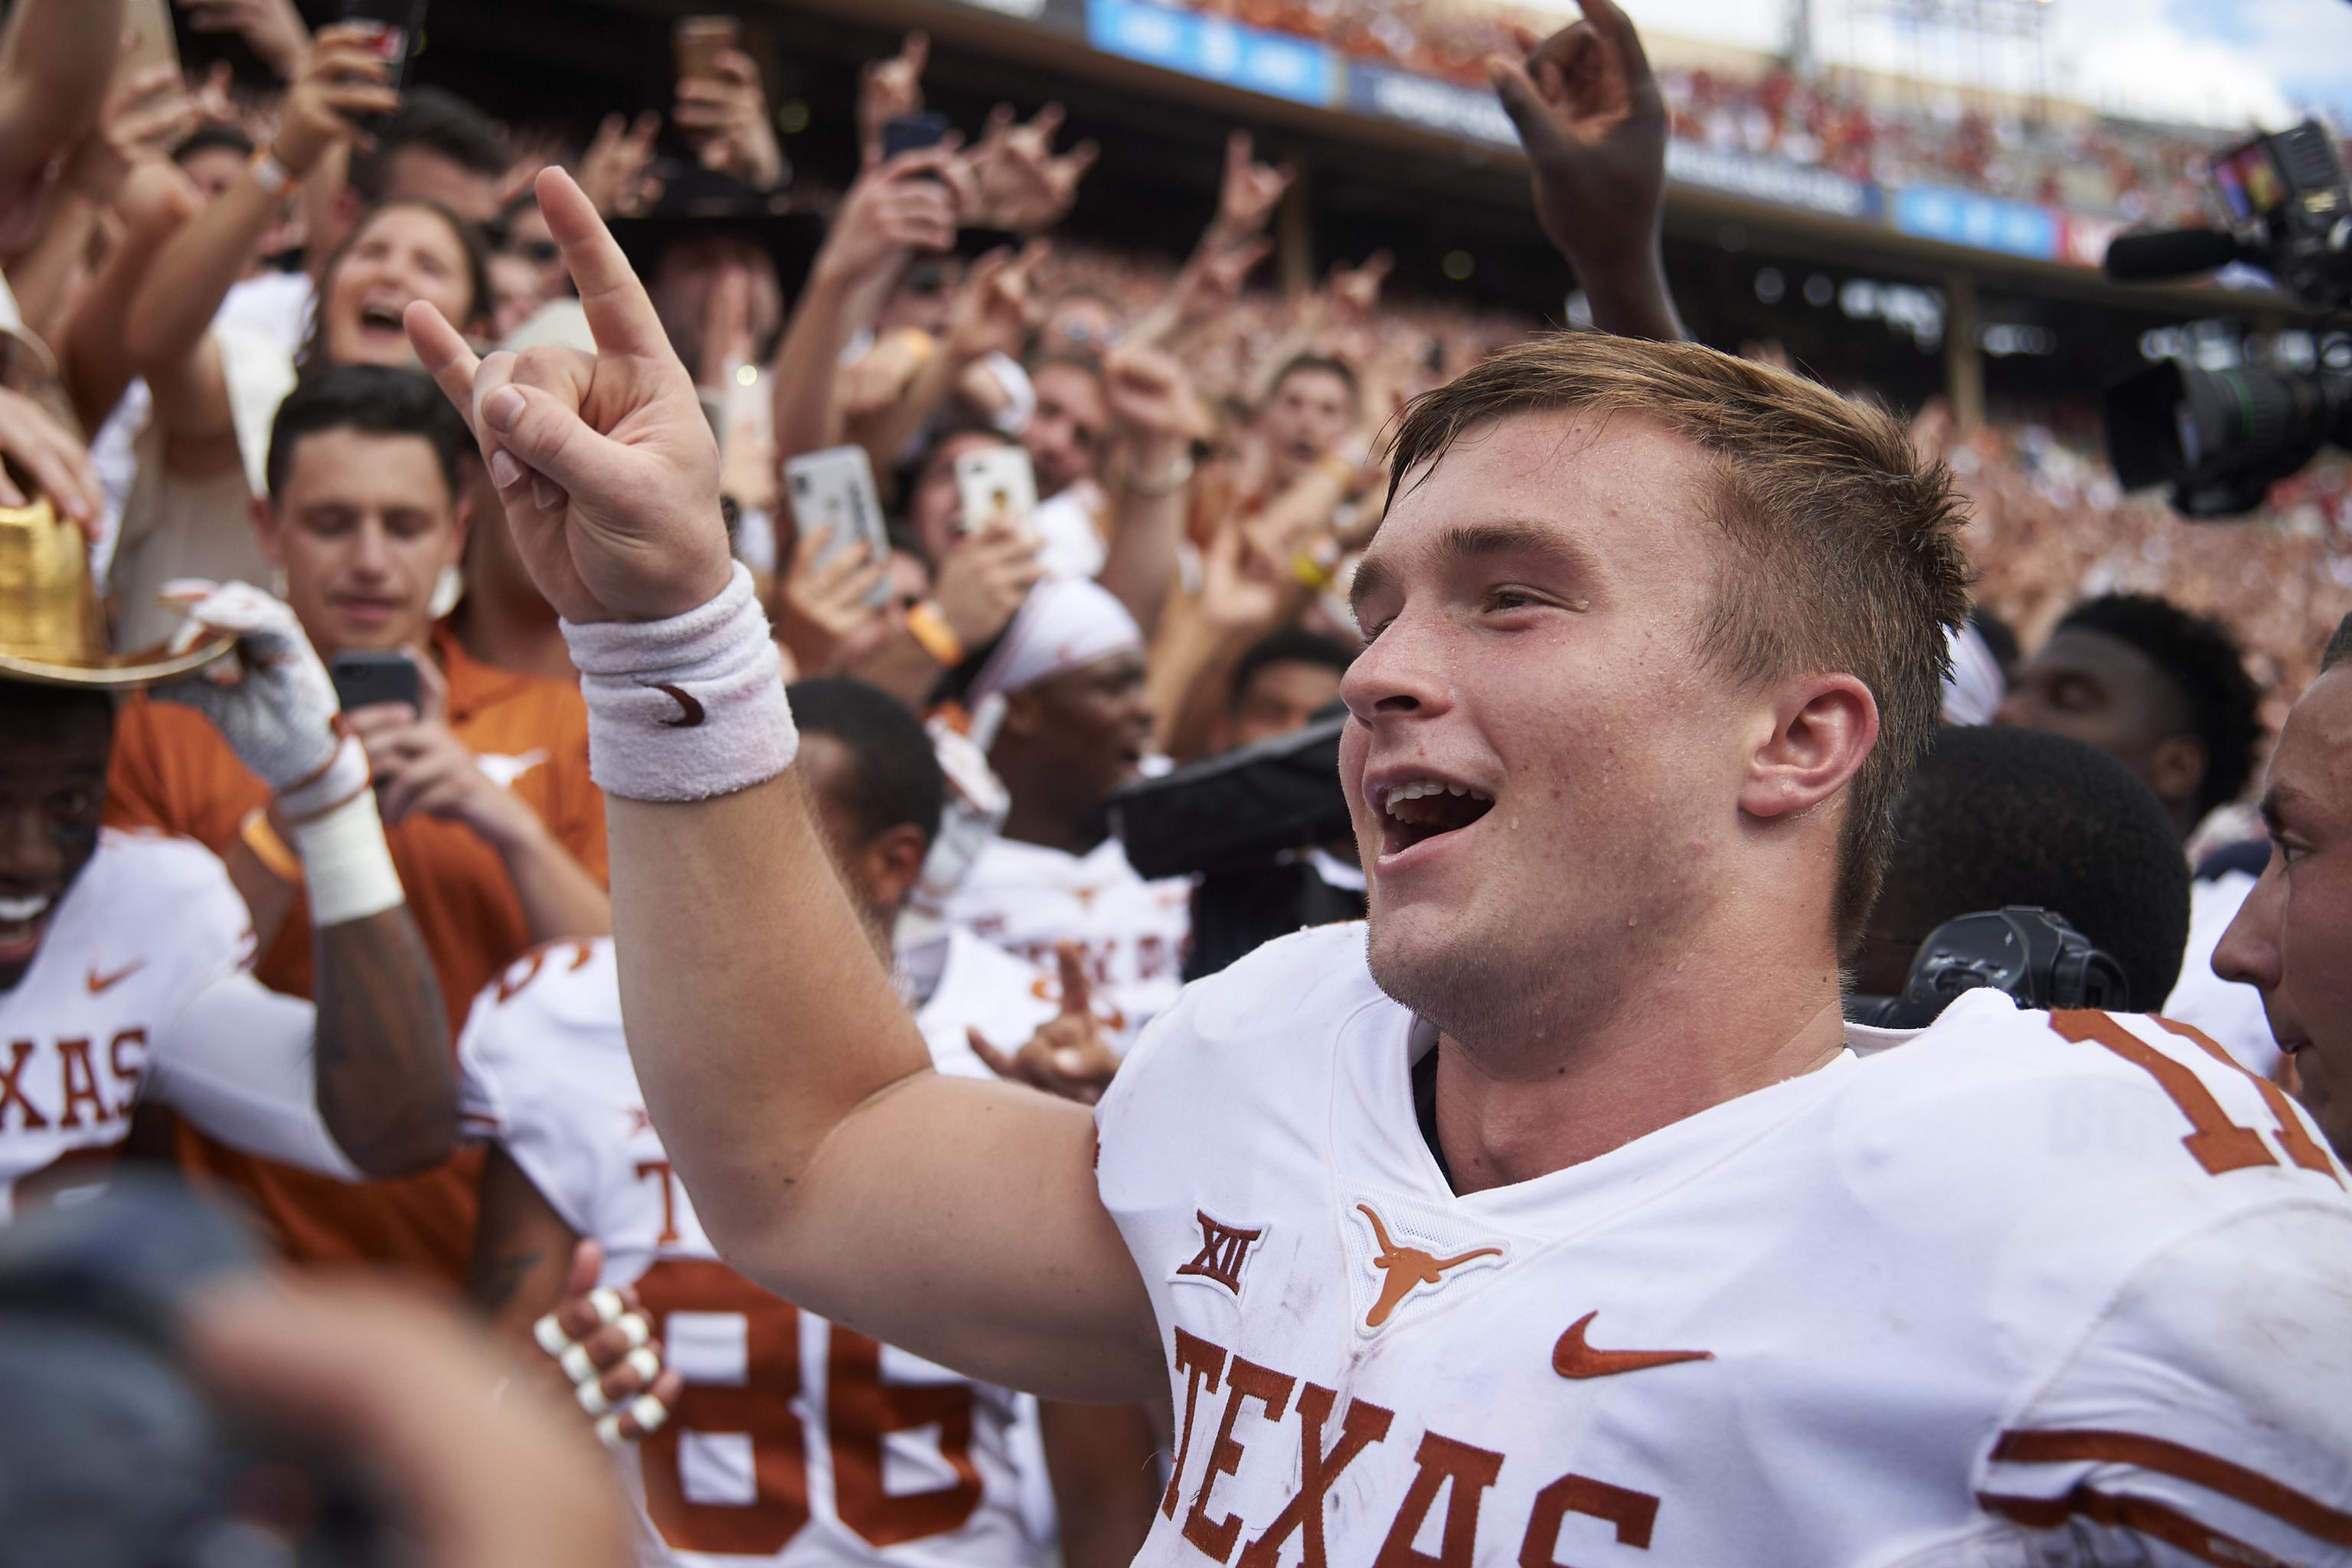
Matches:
[671,14,785,191]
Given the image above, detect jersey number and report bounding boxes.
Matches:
[632,1258,985,1555]
[2049,1012,2338,1182]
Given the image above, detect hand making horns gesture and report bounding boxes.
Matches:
[403,167,735,627]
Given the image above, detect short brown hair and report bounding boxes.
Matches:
[1384,333,1973,952]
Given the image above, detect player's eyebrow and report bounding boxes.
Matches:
[2261,779,2318,835]
[1350,517,1596,626]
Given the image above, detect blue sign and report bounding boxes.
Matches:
[1892,185,2060,260]
[1086,0,1332,106]
[1343,63,1515,147]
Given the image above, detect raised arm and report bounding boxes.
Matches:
[154,582,454,1177]
[0,0,126,195]
[1489,0,1685,342]
[407,170,1162,1403]
[124,28,394,400]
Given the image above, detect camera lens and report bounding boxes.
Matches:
[2103,358,2352,517]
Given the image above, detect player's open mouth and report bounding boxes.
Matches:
[0,892,53,962]
[1374,776,1494,857]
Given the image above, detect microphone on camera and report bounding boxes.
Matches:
[2102,227,2262,283]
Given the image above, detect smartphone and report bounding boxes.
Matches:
[675,15,742,84]
[330,649,421,714]
[881,111,954,163]
[115,0,181,90]
[786,446,891,608]
[954,446,1037,540]
[338,0,426,138]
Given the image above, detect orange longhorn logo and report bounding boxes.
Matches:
[1356,1204,1503,1328]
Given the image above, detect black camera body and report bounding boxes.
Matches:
[2102,121,2352,517]
[1844,906,2130,1030]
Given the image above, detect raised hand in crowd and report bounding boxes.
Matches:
[1098,341,1206,633]
[857,30,929,165]
[575,109,663,219]
[0,386,102,538]
[956,103,1099,234]
[774,524,891,677]
[932,512,1047,653]
[272,21,404,179]
[949,243,1050,367]
[178,0,312,81]
[1488,0,1684,341]
[673,45,785,191]
[970,942,1122,1105]
[1206,129,1292,249]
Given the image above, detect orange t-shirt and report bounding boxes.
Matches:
[104,624,605,1286]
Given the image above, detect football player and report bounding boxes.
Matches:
[410,9,2352,1561]
[2216,612,2352,1158]
[459,678,1155,1568]
[0,541,452,1211]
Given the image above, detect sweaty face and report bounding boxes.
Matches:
[1226,659,1344,752]
[1340,412,1757,1049]
[1260,368,1360,484]
[263,429,461,659]
[0,689,112,991]
[1997,629,2196,818]
[2214,667,2352,1158]
[323,206,478,367]
[1018,649,1155,805]
[1022,364,1109,498]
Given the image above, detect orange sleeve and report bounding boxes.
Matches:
[104,698,265,853]
[547,692,609,887]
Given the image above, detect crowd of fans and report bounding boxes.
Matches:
[0,0,2346,1563]
[1176,0,2226,221]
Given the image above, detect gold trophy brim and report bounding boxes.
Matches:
[0,494,234,689]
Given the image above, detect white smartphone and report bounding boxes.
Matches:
[786,446,890,607]
[953,446,1037,540]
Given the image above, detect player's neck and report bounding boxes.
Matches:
[1431,973,1851,1193]
[998,791,1109,858]
[449,594,574,684]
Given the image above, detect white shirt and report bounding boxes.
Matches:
[459,936,1057,1568]
[943,835,1190,1047]
[0,830,354,1220]
[2163,870,2281,1080]
[1096,922,2352,1566]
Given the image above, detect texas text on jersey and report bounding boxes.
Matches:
[1,828,352,1219]
[460,936,1060,1568]
[1096,923,2352,1568]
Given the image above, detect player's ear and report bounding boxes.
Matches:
[1738,671,1877,823]
[999,688,1046,740]
[865,823,930,912]
[2149,733,2207,813]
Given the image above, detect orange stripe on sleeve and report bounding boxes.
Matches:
[1991,1429,2352,1547]
[1978,1486,2292,1568]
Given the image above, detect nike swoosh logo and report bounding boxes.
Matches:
[87,960,147,995]
[1552,1312,1713,1380]
[653,683,704,728]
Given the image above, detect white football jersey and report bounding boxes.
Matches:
[459,935,1057,1568]
[0,828,358,1220]
[2163,870,2281,1080]
[942,835,1189,1047]
[1096,923,2352,1568]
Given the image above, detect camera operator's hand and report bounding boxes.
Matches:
[1487,0,1684,342]
[405,168,733,626]
[673,47,784,192]
[272,22,401,175]
[932,516,1043,651]
[969,942,1122,1105]
[811,147,961,293]
[191,1274,634,1568]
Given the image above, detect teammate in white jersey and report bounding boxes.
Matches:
[460,680,1157,1568]
[1,560,452,1216]
[407,21,2352,1561]
[944,577,1189,1046]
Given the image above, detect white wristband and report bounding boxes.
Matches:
[560,564,799,802]
[289,788,405,926]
